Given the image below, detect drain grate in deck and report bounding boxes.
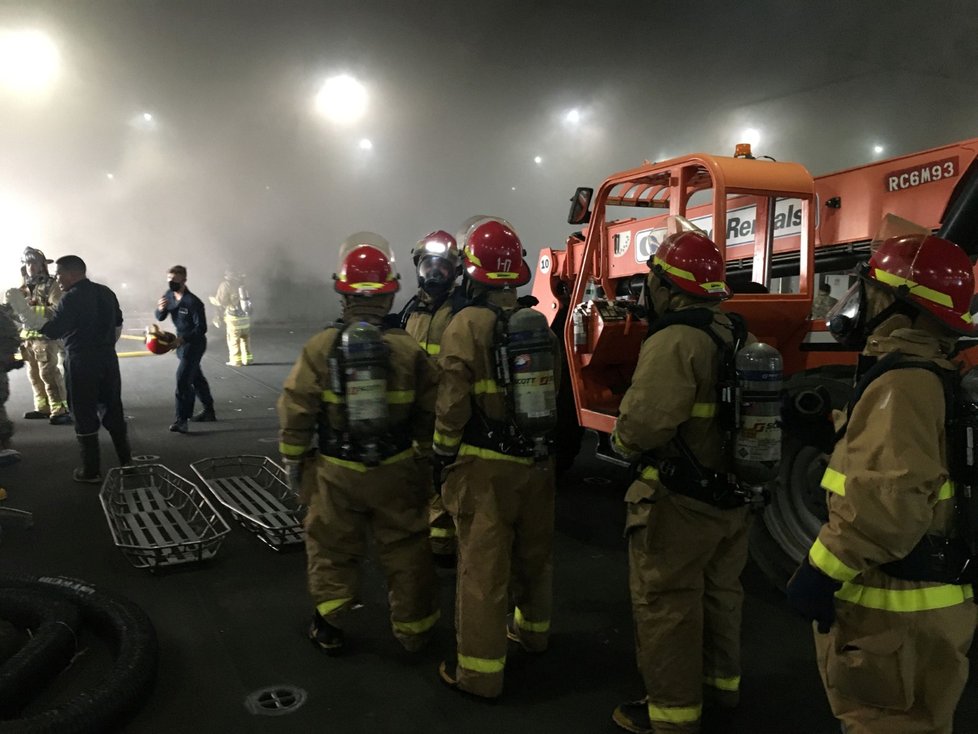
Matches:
[244,685,307,716]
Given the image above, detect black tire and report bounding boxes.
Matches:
[0,574,158,734]
[0,590,80,718]
[749,369,853,589]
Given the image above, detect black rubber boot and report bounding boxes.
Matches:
[190,406,217,422]
[110,426,132,466]
[73,434,102,484]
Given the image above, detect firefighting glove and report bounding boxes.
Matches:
[431,453,455,495]
[282,458,303,497]
[785,556,842,634]
[781,385,836,454]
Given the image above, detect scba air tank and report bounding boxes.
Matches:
[506,309,558,440]
[340,322,389,441]
[734,342,783,485]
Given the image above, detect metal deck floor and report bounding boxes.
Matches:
[1,324,975,734]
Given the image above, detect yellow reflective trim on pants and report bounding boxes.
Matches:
[821,467,846,496]
[429,527,456,539]
[316,597,353,617]
[473,379,501,395]
[279,442,307,457]
[392,609,440,635]
[703,675,740,692]
[514,607,550,633]
[321,448,414,473]
[423,342,441,355]
[640,465,659,481]
[836,582,974,612]
[690,402,716,417]
[458,653,506,674]
[458,443,534,466]
[809,537,859,582]
[648,702,702,724]
[433,430,461,448]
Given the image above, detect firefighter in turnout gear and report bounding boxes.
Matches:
[786,232,978,734]
[278,233,439,656]
[212,270,253,366]
[0,303,23,464]
[401,230,467,564]
[434,217,559,699]
[19,248,71,425]
[610,224,752,734]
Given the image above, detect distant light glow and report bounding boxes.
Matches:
[740,128,761,147]
[358,138,373,151]
[873,144,884,154]
[511,186,517,191]
[534,155,542,164]
[315,74,368,125]
[106,172,114,180]
[121,283,128,289]
[142,112,153,122]
[0,30,60,95]
[565,109,581,124]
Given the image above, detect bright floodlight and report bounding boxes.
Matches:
[565,109,581,124]
[106,172,114,180]
[358,138,373,151]
[534,155,542,164]
[0,30,60,95]
[873,144,884,154]
[740,128,761,147]
[315,74,368,124]
[142,112,153,122]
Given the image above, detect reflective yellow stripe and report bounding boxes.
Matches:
[514,607,550,633]
[648,702,702,724]
[703,675,740,692]
[433,430,461,448]
[473,379,501,395]
[690,402,716,417]
[458,653,506,674]
[316,597,353,617]
[429,527,456,539]
[809,538,859,582]
[321,389,414,404]
[836,582,973,612]
[873,268,954,309]
[823,468,954,501]
[458,443,534,466]
[321,448,414,473]
[821,467,846,496]
[641,465,660,481]
[279,442,307,457]
[392,609,440,635]
[463,244,483,268]
[652,255,695,282]
[424,343,441,355]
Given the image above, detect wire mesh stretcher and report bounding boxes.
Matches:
[190,455,304,550]
[100,465,230,570]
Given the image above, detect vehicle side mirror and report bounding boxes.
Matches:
[567,187,593,225]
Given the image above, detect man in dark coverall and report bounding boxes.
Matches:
[37,255,131,483]
[155,265,216,433]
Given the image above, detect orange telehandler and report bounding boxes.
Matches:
[529,137,978,585]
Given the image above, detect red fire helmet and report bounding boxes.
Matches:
[651,230,731,300]
[868,233,976,335]
[461,218,531,287]
[333,232,400,296]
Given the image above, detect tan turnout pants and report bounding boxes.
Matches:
[22,339,67,415]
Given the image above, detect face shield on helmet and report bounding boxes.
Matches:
[417,254,455,296]
[825,277,869,348]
